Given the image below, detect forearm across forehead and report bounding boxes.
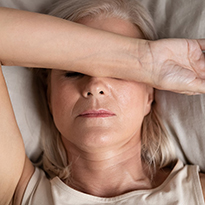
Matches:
[0,7,142,80]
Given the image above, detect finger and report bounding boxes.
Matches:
[158,67,205,94]
[175,91,201,95]
[196,39,205,51]
[189,40,205,79]
[176,78,205,95]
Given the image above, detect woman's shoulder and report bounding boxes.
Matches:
[12,157,34,205]
[19,162,54,205]
[12,157,53,205]
[171,161,205,203]
[199,173,205,202]
[153,160,204,203]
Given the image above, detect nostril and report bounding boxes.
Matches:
[85,90,104,97]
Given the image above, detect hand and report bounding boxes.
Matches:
[143,39,205,94]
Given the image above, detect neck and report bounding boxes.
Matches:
[62,136,153,197]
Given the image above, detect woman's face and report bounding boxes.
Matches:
[49,17,153,152]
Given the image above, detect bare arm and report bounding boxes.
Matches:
[1,7,205,94]
[0,64,34,205]
[0,7,143,76]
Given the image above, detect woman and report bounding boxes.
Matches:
[39,0,176,184]
[1,0,205,204]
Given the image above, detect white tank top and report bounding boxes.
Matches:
[21,160,205,205]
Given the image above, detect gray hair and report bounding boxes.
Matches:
[48,0,157,40]
[39,0,176,181]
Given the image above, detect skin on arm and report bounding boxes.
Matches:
[0,7,205,94]
[0,64,34,205]
[147,38,205,94]
[0,7,143,75]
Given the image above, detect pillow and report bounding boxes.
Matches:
[0,0,55,12]
[1,0,205,170]
[2,66,43,162]
[155,91,205,171]
[141,0,205,170]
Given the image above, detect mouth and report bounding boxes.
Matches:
[78,109,115,118]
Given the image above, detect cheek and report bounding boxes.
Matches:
[115,82,150,123]
[117,83,147,109]
[50,83,77,128]
[112,83,148,140]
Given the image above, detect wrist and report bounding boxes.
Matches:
[131,39,154,85]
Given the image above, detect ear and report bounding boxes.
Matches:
[144,86,154,116]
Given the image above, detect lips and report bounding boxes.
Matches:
[78,109,115,118]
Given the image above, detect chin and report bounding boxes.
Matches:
[70,128,119,151]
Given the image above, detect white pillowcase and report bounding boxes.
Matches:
[144,0,205,170]
[1,0,205,170]
[2,66,42,162]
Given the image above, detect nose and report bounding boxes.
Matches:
[82,77,108,98]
